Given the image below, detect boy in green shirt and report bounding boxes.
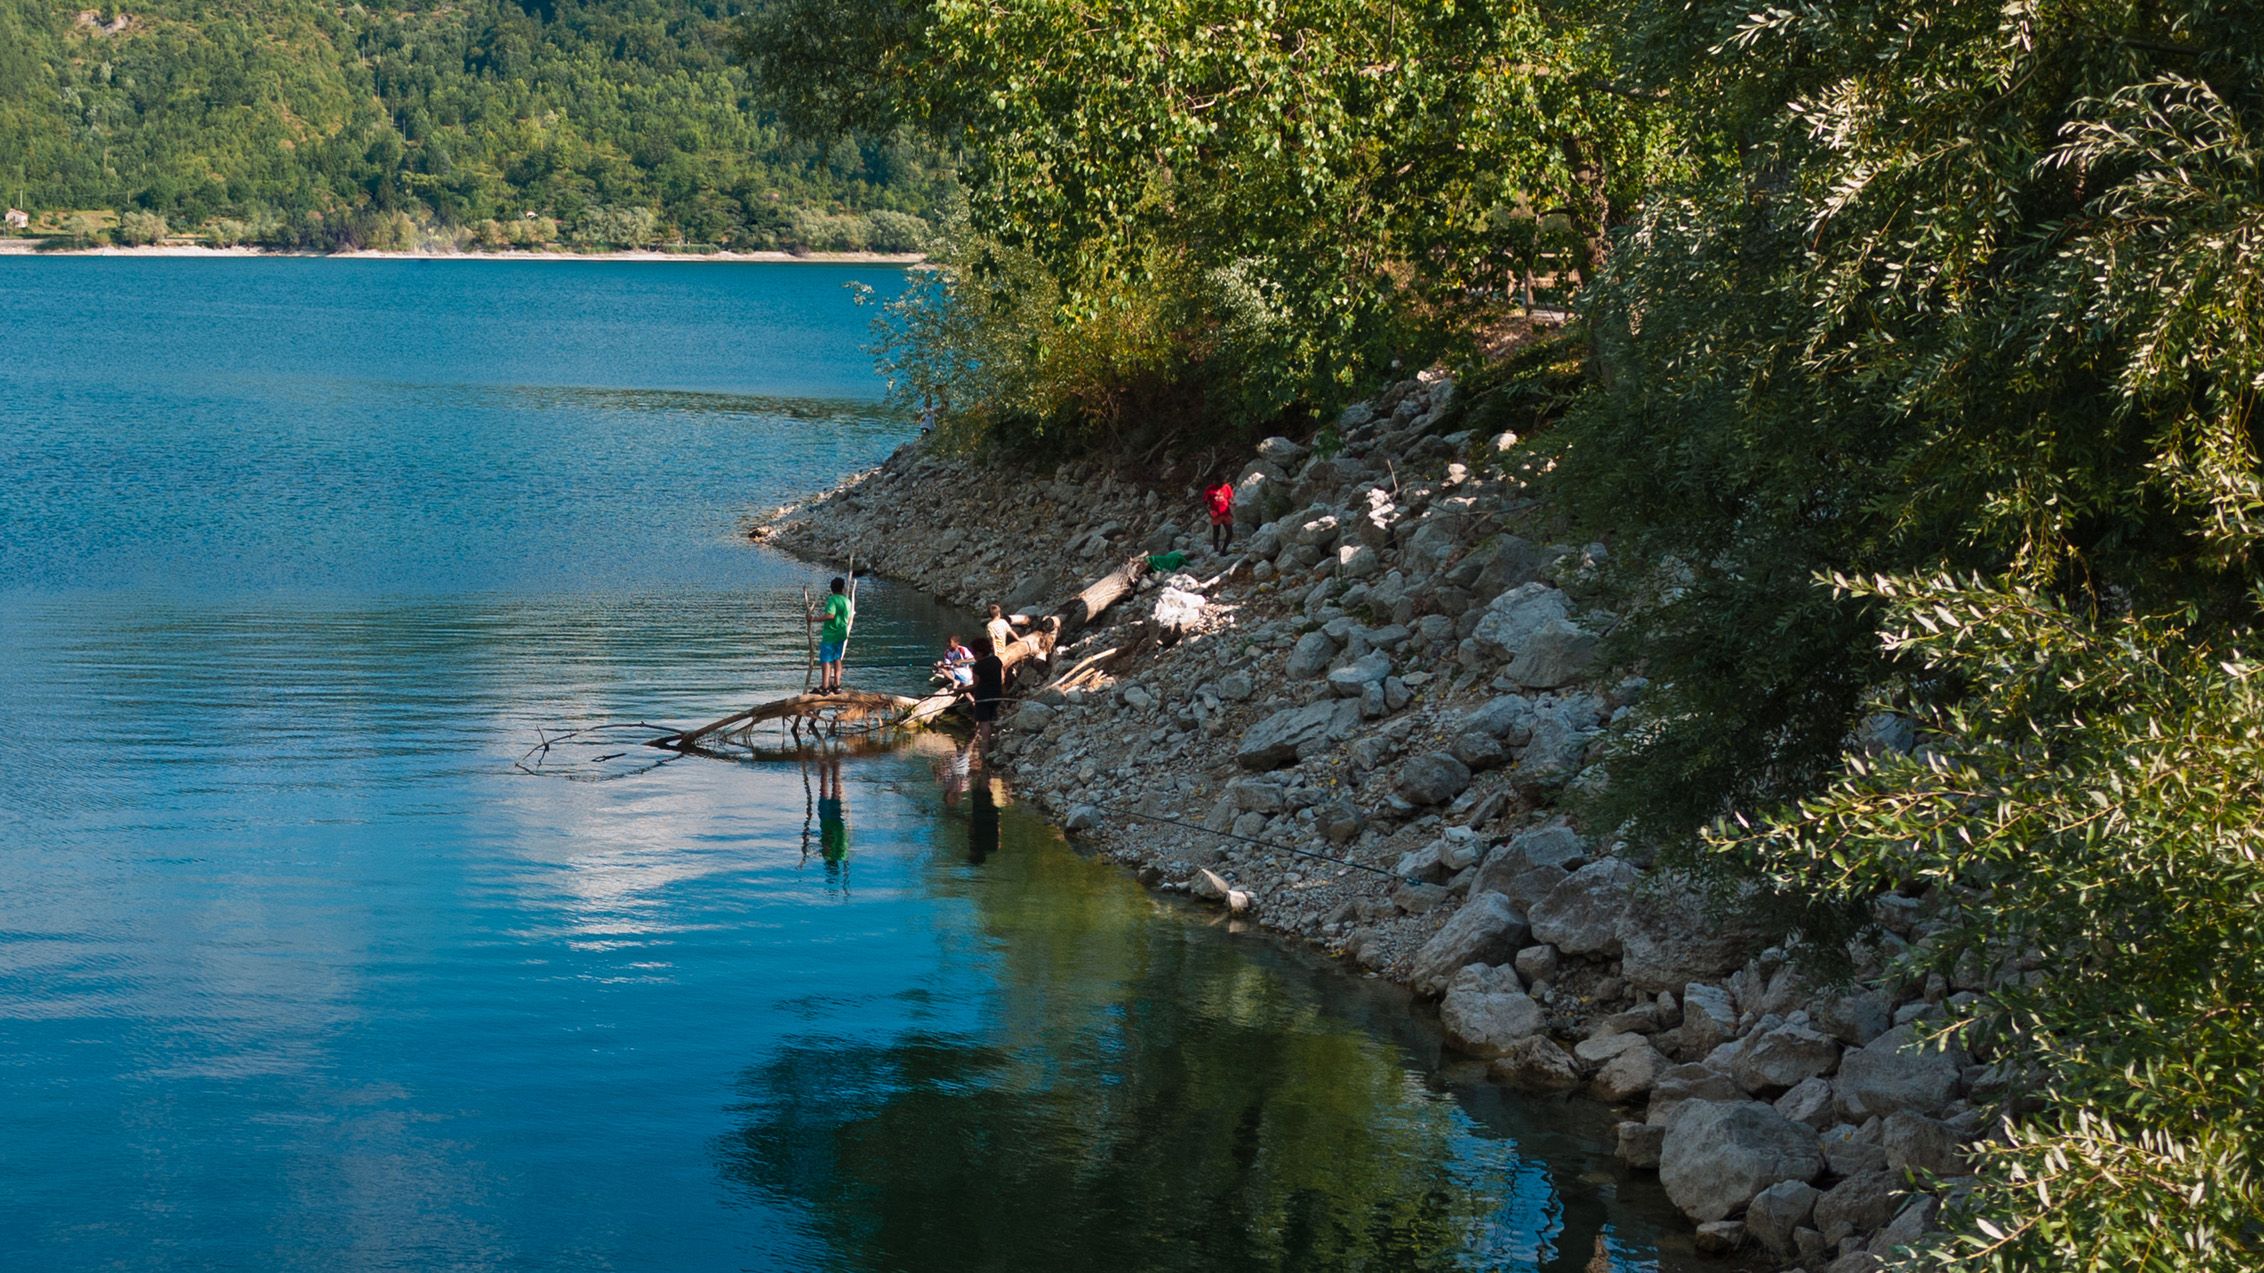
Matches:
[810,576,853,694]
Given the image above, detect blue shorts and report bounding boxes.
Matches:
[819,640,845,664]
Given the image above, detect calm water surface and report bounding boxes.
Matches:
[0,259,1694,1271]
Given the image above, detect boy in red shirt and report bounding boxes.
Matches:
[1203,477,1236,554]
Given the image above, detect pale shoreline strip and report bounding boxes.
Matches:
[0,241,925,265]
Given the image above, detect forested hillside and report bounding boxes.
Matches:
[0,0,949,249]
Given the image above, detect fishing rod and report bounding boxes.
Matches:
[837,541,862,666]
[800,582,817,691]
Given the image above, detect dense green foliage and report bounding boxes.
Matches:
[1715,573,2264,1270]
[0,0,949,249]
[1536,1,2264,1266]
[1554,1,2264,857]
[743,0,1682,451]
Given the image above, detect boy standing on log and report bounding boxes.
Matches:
[811,576,852,694]
[985,602,1021,653]
[1203,476,1236,554]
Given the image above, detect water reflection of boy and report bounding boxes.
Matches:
[966,777,1000,865]
[940,740,973,806]
[817,752,848,864]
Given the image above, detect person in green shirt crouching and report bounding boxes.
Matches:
[810,576,853,695]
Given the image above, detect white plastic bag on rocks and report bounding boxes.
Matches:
[1151,574,1207,632]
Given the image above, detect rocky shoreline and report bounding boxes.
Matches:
[758,375,1986,1272]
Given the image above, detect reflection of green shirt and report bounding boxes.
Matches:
[821,594,852,644]
[819,796,846,859]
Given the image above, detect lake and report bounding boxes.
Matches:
[0,258,1695,1271]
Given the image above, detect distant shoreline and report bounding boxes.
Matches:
[0,241,925,265]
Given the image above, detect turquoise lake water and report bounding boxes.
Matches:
[0,258,1694,1271]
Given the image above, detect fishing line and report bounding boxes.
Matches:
[1093,804,1398,878]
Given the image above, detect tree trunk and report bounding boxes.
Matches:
[1058,554,1149,640]
[1558,134,1611,284]
[998,553,1151,678]
[651,690,919,750]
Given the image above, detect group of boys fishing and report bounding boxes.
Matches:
[803,475,1236,733]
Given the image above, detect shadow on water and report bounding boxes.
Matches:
[717,780,1710,1273]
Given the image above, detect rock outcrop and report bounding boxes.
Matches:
[1410,894,1530,995]
[1658,1099,1824,1223]
[1528,859,1639,955]
[1440,966,1546,1055]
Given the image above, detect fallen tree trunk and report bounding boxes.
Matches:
[1057,554,1149,642]
[899,687,962,728]
[650,690,921,750]
[997,616,1060,676]
[997,554,1150,680]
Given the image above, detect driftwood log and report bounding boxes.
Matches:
[649,690,921,751]
[1049,619,1164,693]
[997,554,1150,675]
[1059,554,1151,641]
